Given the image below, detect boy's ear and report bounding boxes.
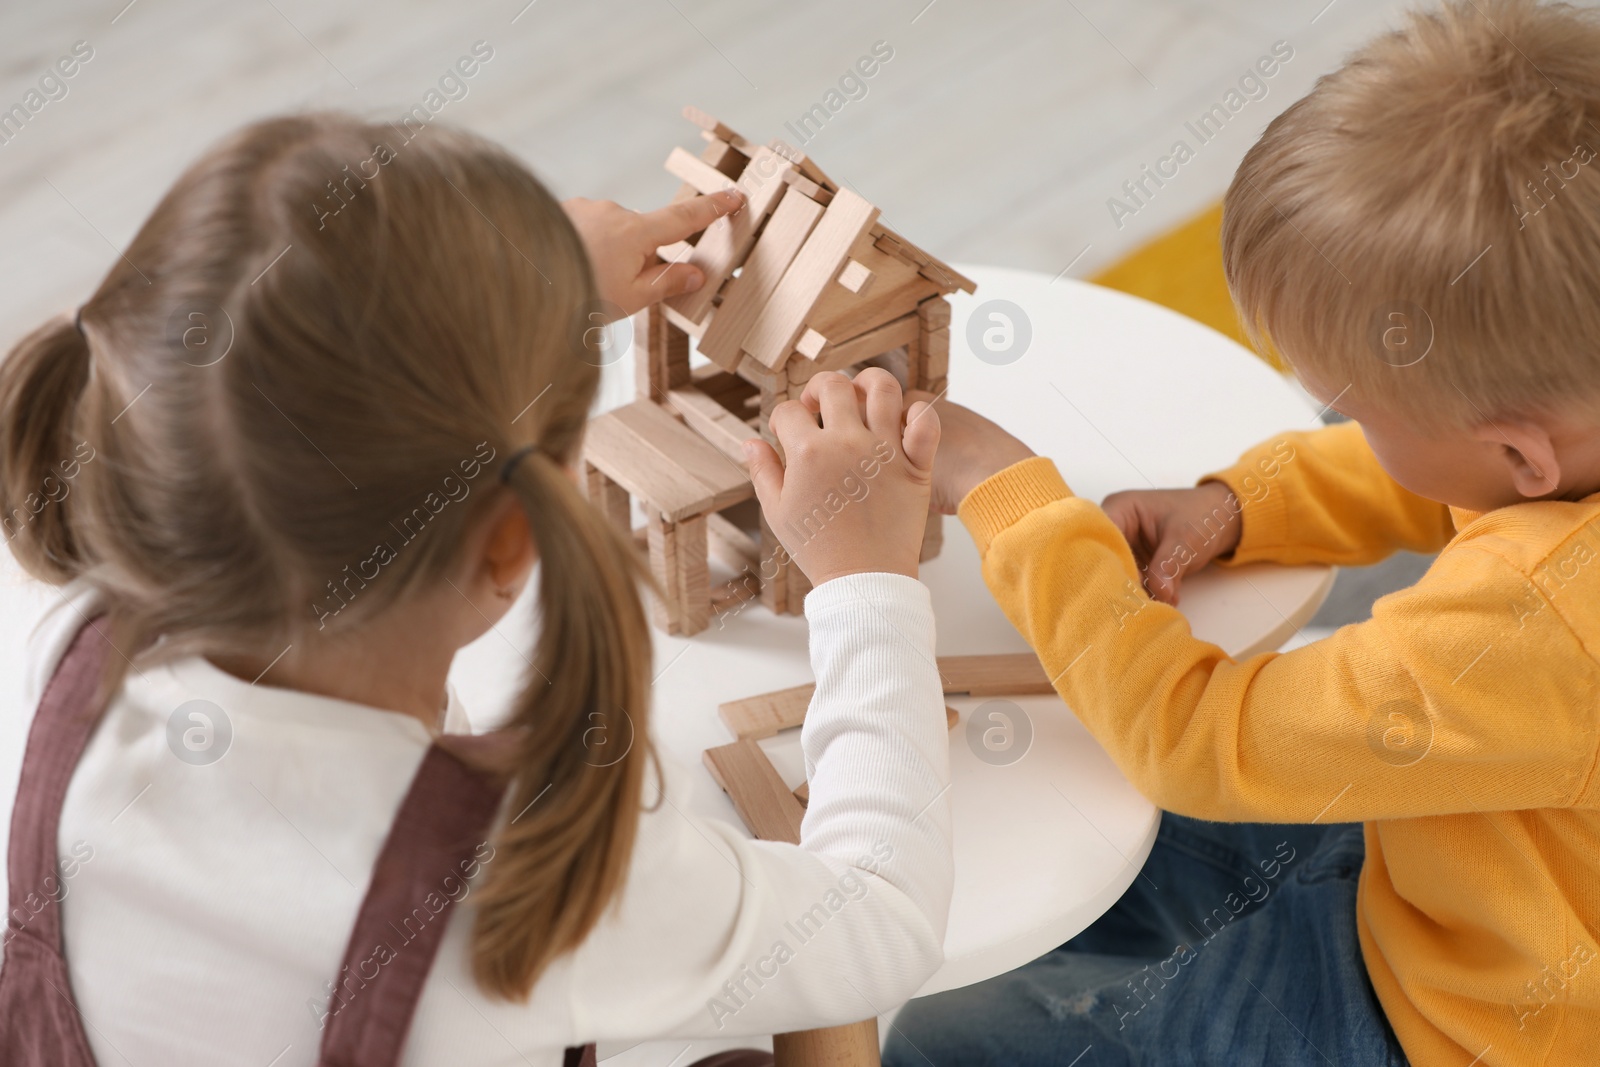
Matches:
[1473,419,1561,499]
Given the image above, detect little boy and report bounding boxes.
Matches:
[885,1,1600,1063]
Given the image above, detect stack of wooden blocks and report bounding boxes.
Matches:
[581,106,976,636]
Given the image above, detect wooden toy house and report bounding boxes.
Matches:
[582,107,976,635]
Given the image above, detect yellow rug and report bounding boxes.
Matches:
[1089,202,1281,370]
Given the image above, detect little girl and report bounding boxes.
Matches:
[0,113,951,1065]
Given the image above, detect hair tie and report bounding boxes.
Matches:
[499,442,541,484]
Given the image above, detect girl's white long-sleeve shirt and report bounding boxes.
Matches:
[43,573,952,1065]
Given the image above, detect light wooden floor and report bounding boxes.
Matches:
[0,1,1495,1062]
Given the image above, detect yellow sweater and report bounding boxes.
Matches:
[958,421,1600,1067]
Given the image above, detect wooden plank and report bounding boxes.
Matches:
[785,552,811,615]
[703,739,806,844]
[667,147,793,326]
[768,138,836,190]
[660,304,704,339]
[697,187,825,369]
[804,234,942,348]
[646,511,683,633]
[706,511,760,572]
[682,104,737,143]
[793,780,809,807]
[691,364,759,410]
[656,239,693,265]
[583,462,631,534]
[922,326,950,383]
[675,514,710,635]
[741,188,880,369]
[720,682,814,739]
[807,312,918,375]
[872,227,977,294]
[585,412,718,522]
[780,168,833,205]
[665,386,759,465]
[607,400,752,512]
[721,686,967,741]
[700,138,746,180]
[634,306,690,401]
[917,295,952,330]
[759,515,788,614]
[939,653,1054,696]
[664,146,736,195]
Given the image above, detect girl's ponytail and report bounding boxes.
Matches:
[470,447,657,999]
[0,312,92,583]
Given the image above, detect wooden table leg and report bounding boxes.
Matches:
[772,1018,879,1066]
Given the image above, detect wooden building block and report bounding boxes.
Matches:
[837,258,874,294]
[645,510,710,635]
[721,682,966,740]
[759,515,788,614]
[682,104,738,143]
[873,228,978,294]
[780,168,834,205]
[793,780,809,807]
[697,186,825,369]
[921,326,951,382]
[646,512,682,633]
[702,739,806,844]
[667,146,792,325]
[700,138,746,180]
[583,400,752,522]
[660,304,705,339]
[634,305,691,401]
[804,233,943,349]
[917,295,953,330]
[938,653,1054,696]
[795,329,827,360]
[691,364,759,410]
[806,312,919,375]
[706,511,760,573]
[665,386,760,465]
[786,556,812,614]
[720,682,815,739]
[584,462,630,534]
[768,138,836,190]
[741,188,880,369]
[665,146,737,195]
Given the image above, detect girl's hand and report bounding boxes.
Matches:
[562,190,745,318]
[1100,482,1242,605]
[904,393,1036,515]
[745,369,940,586]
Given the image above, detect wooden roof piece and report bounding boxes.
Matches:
[661,107,975,373]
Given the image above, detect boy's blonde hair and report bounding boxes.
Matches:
[1224,0,1600,428]
[0,114,654,1001]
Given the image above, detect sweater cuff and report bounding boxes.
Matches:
[958,456,1074,556]
[1198,466,1293,565]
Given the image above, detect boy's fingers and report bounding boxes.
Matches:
[639,190,745,245]
[1144,532,1189,605]
[813,374,865,430]
[856,367,902,438]
[742,439,784,508]
[902,400,940,472]
[767,398,820,447]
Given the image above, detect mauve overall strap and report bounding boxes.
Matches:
[5,616,110,954]
[318,742,594,1066]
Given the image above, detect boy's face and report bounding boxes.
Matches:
[1300,373,1560,513]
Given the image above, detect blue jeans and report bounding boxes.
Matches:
[884,815,1408,1066]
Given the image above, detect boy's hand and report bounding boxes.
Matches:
[562,190,745,317]
[905,393,1036,515]
[745,369,940,586]
[1100,483,1242,605]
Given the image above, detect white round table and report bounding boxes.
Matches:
[0,265,1334,1044]
[581,265,1334,1001]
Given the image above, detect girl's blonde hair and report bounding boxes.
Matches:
[1223,0,1600,428]
[0,113,654,1000]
